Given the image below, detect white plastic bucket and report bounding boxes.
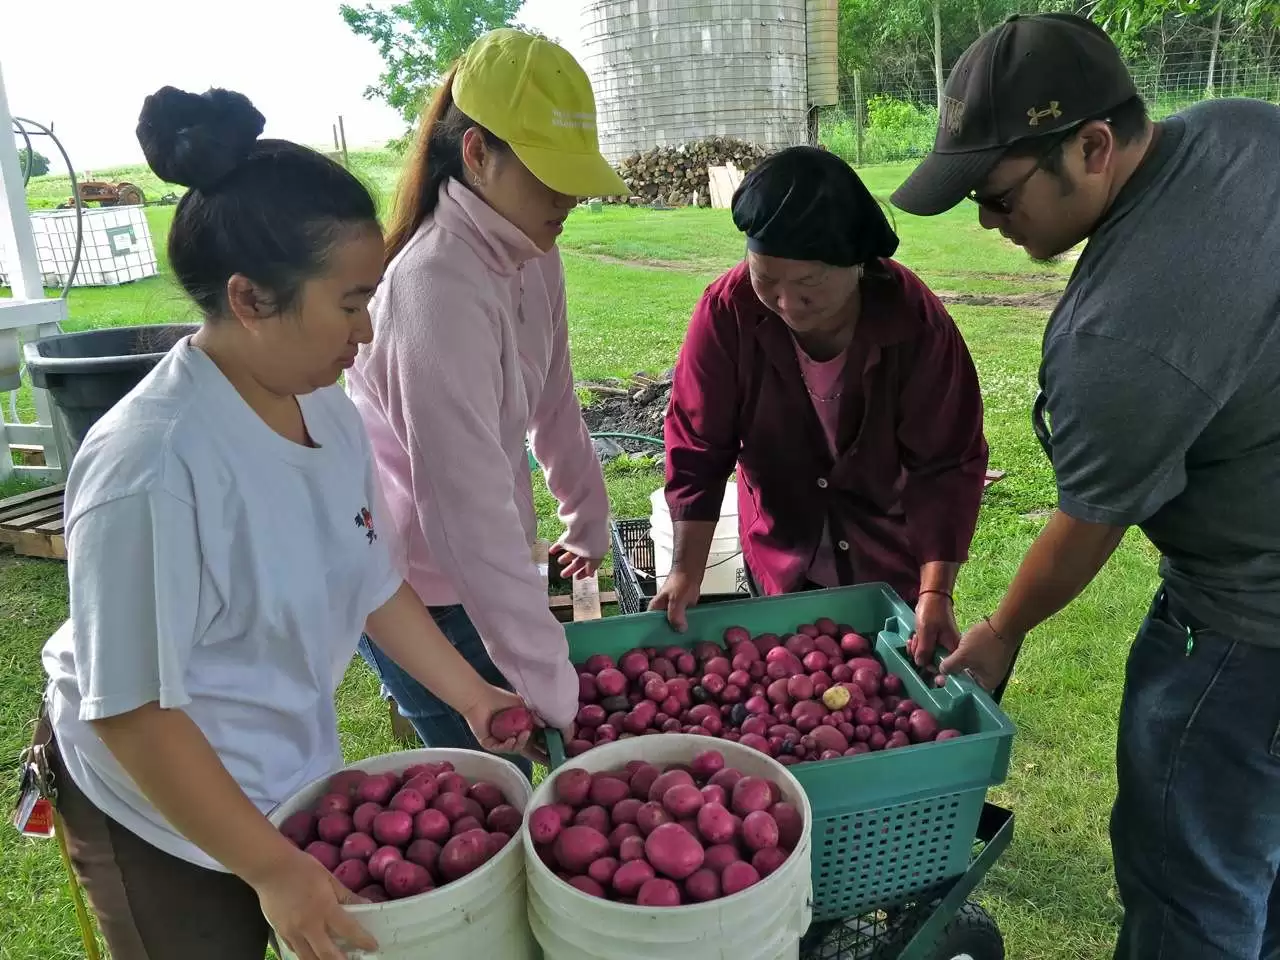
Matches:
[524,734,813,960]
[649,484,744,595]
[267,749,537,960]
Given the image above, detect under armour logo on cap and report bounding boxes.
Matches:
[1027,102,1063,126]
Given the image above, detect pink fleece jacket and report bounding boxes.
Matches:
[347,179,610,729]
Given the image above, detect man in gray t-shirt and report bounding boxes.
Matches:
[893,12,1280,960]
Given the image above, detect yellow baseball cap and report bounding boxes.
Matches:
[453,28,629,198]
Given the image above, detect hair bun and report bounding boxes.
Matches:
[136,86,265,190]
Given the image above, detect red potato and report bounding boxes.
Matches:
[663,783,705,819]
[611,797,643,825]
[766,678,793,706]
[752,633,782,656]
[618,834,647,862]
[619,650,651,681]
[700,784,727,807]
[333,858,370,892]
[637,877,683,906]
[369,810,411,847]
[645,822,705,880]
[352,802,384,836]
[647,770,696,803]
[749,661,767,681]
[884,696,903,713]
[732,778,774,817]
[529,806,565,845]
[847,657,884,677]
[691,749,725,779]
[584,653,616,675]
[868,728,888,751]
[440,829,494,881]
[612,859,656,897]
[894,717,912,735]
[643,677,670,703]
[326,769,369,798]
[340,831,377,862]
[703,843,741,873]
[853,668,882,696]
[579,672,599,703]
[554,768,592,807]
[908,709,940,743]
[847,743,871,756]
[704,657,732,679]
[636,802,673,836]
[436,773,470,797]
[485,804,522,838]
[405,838,441,874]
[742,810,780,851]
[739,733,772,755]
[699,673,727,698]
[786,675,815,700]
[368,844,404,881]
[569,875,606,898]
[384,860,433,899]
[810,725,850,754]
[357,884,389,903]
[566,739,594,757]
[674,652,697,675]
[488,706,535,742]
[430,793,472,823]
[574,805,611,836]
[577,704,606,728]
[815,617,838,636]
[389,787,427,817]
[609,822,642,851]
[813,635,843,660]
[882,673,905,696]
[803,651,830,674]
[785,634,817,659]
[554,826,610,873]
[317,813,353,846]
[488,832,511,855]
[721,861,762,896]
[819,750,843,761]
[305,841,340,871]
[880,712,899,731]
[403,773,440,803]
[595,668,628,698]
[576,860,615,895]
[728,668,752,689]
[724,626,752,647]
[894,699,919,717]
[280,811,315,847]
[708,768,745,792]
[413,808,452,843]
[936,729,963,741]
[831,664,854,683]
[590,775,631,808]
[741,715,769,738]
[356,775,397,807]
[855,705,880,727]
[628,764,661,800]
[685,867,722,902]
[886,731,912,750]
[745,695,771,717]
[314,793,353,817]
[695,803,737,845]
[753,847,789,877]
[452,815,484,836]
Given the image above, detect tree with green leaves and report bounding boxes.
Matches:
[18,146,49,179]
[340,0,535,124]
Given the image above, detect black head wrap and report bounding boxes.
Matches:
[731,146,899,267]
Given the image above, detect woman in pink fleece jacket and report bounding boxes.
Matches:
[346,29,630,756]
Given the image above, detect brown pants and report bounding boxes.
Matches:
[49,735,272,960]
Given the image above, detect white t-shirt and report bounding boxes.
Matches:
[42,336,402,870]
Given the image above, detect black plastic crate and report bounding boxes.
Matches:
[610,517,754,615]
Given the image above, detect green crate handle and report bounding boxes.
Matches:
[547,728,568,768]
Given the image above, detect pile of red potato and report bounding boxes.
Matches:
[280,762,522,902]
[530,749,801,906]
[570,619,963,762]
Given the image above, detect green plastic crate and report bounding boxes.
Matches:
[552,582,1016,922]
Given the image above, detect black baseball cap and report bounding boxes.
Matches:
[891,13,1138,217]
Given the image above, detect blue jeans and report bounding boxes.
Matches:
[1111,587,1280,959]
[358,605,533,780]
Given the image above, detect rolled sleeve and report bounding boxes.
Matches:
[66,492,203,721]
[664,289,741,521]
[896,295,989,563]
[1044,332,1219,526]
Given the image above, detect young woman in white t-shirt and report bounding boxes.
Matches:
[38,86,537,960]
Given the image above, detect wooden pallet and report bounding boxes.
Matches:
[0,483,66,560]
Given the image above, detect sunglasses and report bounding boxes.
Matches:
[966,123,1086,215]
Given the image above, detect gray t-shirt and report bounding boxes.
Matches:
[1041,97,1280,645]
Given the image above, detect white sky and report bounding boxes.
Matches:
[2,0,585,172]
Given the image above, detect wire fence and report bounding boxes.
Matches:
[819,48,1280,165]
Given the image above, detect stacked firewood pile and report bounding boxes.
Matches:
[609,138,770,206]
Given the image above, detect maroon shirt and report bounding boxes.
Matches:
[664,259,988,603]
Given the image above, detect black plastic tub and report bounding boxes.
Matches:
[24,324,198,462]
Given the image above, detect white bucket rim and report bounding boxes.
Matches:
[268,747,531,913]
[523,734,812,916]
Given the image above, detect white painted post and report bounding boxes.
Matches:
[0,57,68,482]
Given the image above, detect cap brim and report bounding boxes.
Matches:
[890,146,1006,217]
[511,142,630,198]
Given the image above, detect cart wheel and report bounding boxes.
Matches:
[930,902,1003,960]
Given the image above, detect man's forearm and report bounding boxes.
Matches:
[920,561,960,595]
[365,582,491,718]
[91,704,296,886]
[992,509,1127,639]
[672,520,717,579]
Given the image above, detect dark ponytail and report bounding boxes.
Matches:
[136,85,378,318]
[383,68,508,267]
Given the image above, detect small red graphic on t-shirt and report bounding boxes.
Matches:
[354,506,377,543]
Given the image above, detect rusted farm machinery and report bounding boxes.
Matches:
[57,180,145,208]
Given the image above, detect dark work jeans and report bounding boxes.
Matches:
[357,604,533,779]
[1111,586,1280,959]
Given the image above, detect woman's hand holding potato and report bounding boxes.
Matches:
[464,688,547,763]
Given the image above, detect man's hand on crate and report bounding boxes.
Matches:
[648,570,701,632]
[908,590,961,666]
[940,616,1021,691]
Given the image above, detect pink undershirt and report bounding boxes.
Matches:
[793,338,848,588]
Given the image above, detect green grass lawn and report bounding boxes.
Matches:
[1,159,1144,960]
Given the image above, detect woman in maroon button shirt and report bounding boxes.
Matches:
[651,146,989,664]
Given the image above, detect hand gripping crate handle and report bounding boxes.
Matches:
[881,614,993,715]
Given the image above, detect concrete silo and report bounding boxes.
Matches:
[581,0,840,164]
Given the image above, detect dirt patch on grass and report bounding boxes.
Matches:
[936,289,1064,309]
[570,251,721,272]
[940,270,1066,283]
